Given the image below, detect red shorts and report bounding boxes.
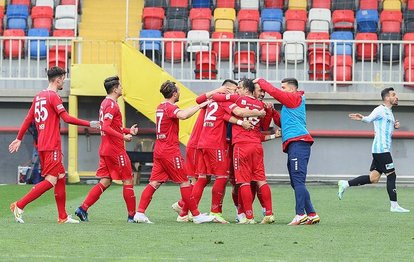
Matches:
[233,143,265,184]
[184,147,197,178]
[150,155,188,183]
[39,150,65,177]
[96,153,133,181]
[198,148,229,176]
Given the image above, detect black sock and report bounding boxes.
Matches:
[348,175,371,187]
[386,172,397,202]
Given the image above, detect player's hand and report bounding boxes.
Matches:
[198,100,211,109]
[217,85,229,94]
[253,78,261,84]
[89,120,100,129]
[349,113,364,121]
[257,109,266,118]
[275,128,282,138]
[9,139,22,153]
[263,102,273,109]
[394,120,400,129]
[123,134,133,142]
[130,124,139,135]
[241,120,254,130]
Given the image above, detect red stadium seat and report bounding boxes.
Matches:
[285,10,307,31]
[61,0,78,4]
[331,55,353,82]
[194,51,218,79]
[264,0,284,9]
[189,8,212,31]
[53,29,75,37]
[212,31,234,60]
[259,32,281,64]
[237,9,260,33]
[11,0,30,9]
[0,6,4,35]
[404,56,414,85]
[307,32,330,54]
[355,33,378,60]
[216,0,236,8]
[170,0,189,8]
[164,31,186,62]
[31,6,53,33]
[49,46,68,70]
[142,7,165,30]
[380,11,402,33]
[408,0,414,11]
[312,0,331,9]
[307,32,330,80]
[233,51,256,77]
[3,29,25,58]
[332,10,355,31]
[359,0,378,10]
[403,33,414,57]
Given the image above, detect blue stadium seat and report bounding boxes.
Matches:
[261,9,283,32]
[356,10,379,33]
[28,28,49,59]
[6,5,29,31]
[139,30,162,66]
[192,0,212,8]
[331,31,353,55]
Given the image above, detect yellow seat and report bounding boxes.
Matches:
[288,0,307,10]
[214,8,236,33]
[0,0,5,6]
[383,0,401,11]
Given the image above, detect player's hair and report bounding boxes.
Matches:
[103,76,120,94]
[222,79,238,87]
[241,78,256,94]
[160,80,178,98]
[47,66,66,82]
[281,78,299,88]
[381,87,394,101]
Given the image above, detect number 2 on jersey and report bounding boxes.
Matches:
[34,100,48,123]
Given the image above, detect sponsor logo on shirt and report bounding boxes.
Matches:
[241,100,247,105]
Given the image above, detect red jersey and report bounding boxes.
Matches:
[230,95,264,145]
[29,90,66,151]
[198,101,232,149]
[154,101,180,158]
[186,109,205,149]
[99,97,126,156]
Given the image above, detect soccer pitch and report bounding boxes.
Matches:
[1,184,413,261]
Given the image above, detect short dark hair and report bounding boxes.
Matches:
[47,66,66,82]
[160,80,178,98]
[222,79,238,86]
[241,78,255,94]
[381,87,394,101]
[104,76,120,94]
[281,78,299,88]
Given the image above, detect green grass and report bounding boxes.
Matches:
[0,184,413,261]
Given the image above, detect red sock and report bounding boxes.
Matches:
[81,182,108,211]
[179,185,192,216]
[211,177,227,213]
[54,177,67,220]
[180,185,200,216]
[258,184,273,216]
[123,184,136,217]
[251,182,258,202]
[237,186,244,215]
[191,177,208,205]
[232,184,239,208]
[178,199,185,208]
[240,184,254,219]
[137,184,156,213]
[17,180,54,209]
[308,212,316,217]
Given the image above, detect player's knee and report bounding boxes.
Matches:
[100,178,112,187]
[123,179,134,186]
[149,181,161,189]
[256,181,267,188]
[45,175,57,186]
[386,171,396,180]
[370,176,380,183]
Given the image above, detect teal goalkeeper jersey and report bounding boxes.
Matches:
[362,105,395,153]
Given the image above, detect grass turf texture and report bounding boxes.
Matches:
[0,184,413,261]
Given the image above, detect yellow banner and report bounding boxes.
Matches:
[70,64,118,96]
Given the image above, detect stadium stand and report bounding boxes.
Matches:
[189,8,212,31]
[260,8,283,32]
[214,8,236,32]
[28,28,49,59]
[194,51,218,79]
[3,29,25,58]
[142,7,165,31]
[211,31,233,60]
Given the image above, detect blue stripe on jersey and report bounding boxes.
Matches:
[370,105,394,153]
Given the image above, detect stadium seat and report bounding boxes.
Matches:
[331,55,353,82]
[404,10,414,32]
[139,29,162,66]
[216,0,236,8]
[237,9,260,33]
[383,0,401,11]
[240,0,259,10]
[312,0,331,9]
[331,31,353,56]
[186,30,210,58]
[28,28,48,59]
[214,8,236,32]
[288,0,307,10]
[49,45,69,70]
[332,0,355,10]
[307,32,331,80]
[261,9,283,32]
[61,0,79,5]
[11,0,30,12]
[356,10,379,33]
[54,18,76,30]
[192,0,212,8]
[379,32,401,63]
[6,5,29,31]
[145,0,167,9]
[35,0,54,8]
[31,6,53,33]
[235,31,258,53]
[0,6,4,35]
[170,0,189,8]
[259,32,282,64]
[3,29,25,58]
[403,33,414,57]
[211,31,234,60]
[307,32,330,54]
[189,8,212,31]
[233,51,256,77]
[359,0,378,10]
[283,31,306,63]
[165,7,189,32]
[263,0,284,9]
[407,0,414,11]
[355,33,378,60]
[404,56,414,83]
[285,10,307,31]
[308,8,331,33]
[142,7,165,30]
[53,29,75,37]
[56,5,77,19]
[380,11,402,33]
[164,31,186,62]
[194,51,218,79]
[332,10,355,31]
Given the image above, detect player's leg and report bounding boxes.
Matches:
[191,149,210,205]
[209,149,229,223]
[120,154,137,222]
[257,181,274,224]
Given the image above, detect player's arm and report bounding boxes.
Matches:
[212,93,239,103]
[230,104,266,118]
[196,86,228,104]
[176,100,210,120]
[224,113,254,130]
[9,104,35,153]
[349,108,381,123]
[255,78,302,108]
[263,128,282,141]
[122,124,138,135]
[101,117,132,142]
[260,104,274,131]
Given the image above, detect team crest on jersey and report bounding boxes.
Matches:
[241,100,246,105]
[225,94,231,100]
[104,113,113,119]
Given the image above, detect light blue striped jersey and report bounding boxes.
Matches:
[362,105,395,153]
